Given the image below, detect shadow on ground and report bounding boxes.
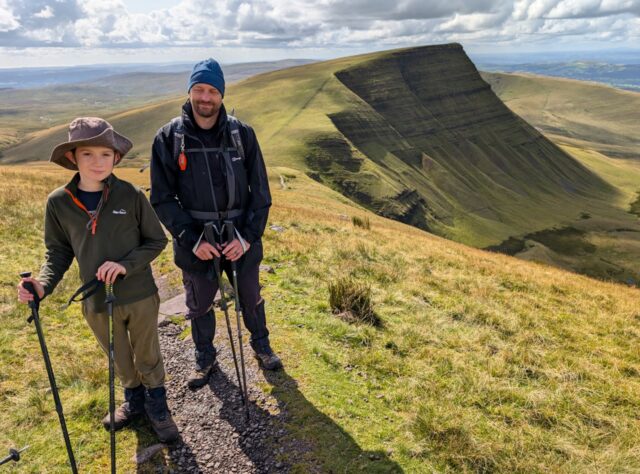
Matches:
[210,365,403,473]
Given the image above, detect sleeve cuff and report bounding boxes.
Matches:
[119,261,133,280]
[41,282,53,298]
[176,226,199,249]
[192,230,204,254]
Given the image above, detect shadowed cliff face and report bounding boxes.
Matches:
[304,43,617,244]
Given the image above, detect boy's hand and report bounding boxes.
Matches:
[194,241,221,260]
[18,277,45,303]
[222,239,250,262]
[96,261,127,284]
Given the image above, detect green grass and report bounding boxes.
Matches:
[482,71,640,159]
[489,145,640,286]
[351,215,371,230]
[1,164,640,472]
[560,145,640,205]
[259,169,640,472]
[328,277,380,327]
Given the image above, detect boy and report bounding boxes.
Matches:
[17,117,178,443]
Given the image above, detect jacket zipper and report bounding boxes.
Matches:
[64,185,110,235]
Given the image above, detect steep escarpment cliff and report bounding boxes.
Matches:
[302,43,616,244]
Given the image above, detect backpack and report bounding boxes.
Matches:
[139,114,246,173]
[171,114,246,165]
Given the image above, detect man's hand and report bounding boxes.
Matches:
[222,239,250,262]
[194,241,221,260]
[17,277,45,303]
[96,261,127,284]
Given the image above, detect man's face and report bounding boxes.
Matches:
[189,83,223,119]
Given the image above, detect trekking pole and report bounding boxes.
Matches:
[203,224,245,406]
[19,272,78,474]
[0,446,29,466]
[225,222,250,421]
[105,282,116,474]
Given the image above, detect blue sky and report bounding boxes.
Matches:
[0,0,638,67]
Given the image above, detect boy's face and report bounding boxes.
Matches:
[65,146,117,182]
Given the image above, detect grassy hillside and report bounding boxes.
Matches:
[481,71,640,159]
[1,163,639,472]
[0,85,181,152]
[231,43,621,248]
[0,60,312,152]
[479,72,640,284]
[1,97,186,166]
[2,44,638,286]
[1,44,620,247]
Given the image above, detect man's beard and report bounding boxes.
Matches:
[193,100,220,118]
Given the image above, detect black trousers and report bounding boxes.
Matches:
[183,260,270,355]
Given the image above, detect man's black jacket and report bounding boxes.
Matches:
[150,101,271,274]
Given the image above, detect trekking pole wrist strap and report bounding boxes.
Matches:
[235,229,247,254]
[66,278,104,308]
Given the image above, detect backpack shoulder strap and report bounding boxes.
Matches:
[170,116,184,162]
[227,115,246,161]
[140,117,183,172]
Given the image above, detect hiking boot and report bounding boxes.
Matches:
[101,384,145,431]
[144,386,179,443]
[187,348,216,389]
[253,343,283,371]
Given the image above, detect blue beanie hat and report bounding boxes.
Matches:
[188,58,225,96]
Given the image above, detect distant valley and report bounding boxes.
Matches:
[478,60,640,92]
[0,59,313,150]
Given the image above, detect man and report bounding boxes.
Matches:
[150,58,282,389]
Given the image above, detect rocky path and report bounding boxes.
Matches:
[154,317,292,473]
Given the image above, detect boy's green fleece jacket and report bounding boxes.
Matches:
[38,173,168,312]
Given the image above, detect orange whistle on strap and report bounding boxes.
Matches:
[178,152,187,171]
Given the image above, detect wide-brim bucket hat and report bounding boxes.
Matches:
[49,117,133,170]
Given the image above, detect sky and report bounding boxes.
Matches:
[0,0,638,68]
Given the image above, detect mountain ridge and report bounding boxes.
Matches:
[2,44,638,284]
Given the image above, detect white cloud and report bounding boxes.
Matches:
[0,0,637,52]
[438,10,512,32]
[0,0,19,32]
[512,0,640,19]
[34,5,54,19]
[546,0,640,17]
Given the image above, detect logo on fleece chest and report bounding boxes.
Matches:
[103,207,137,238]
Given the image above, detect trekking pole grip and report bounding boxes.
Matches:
[19,271,39,316]
[224,220,235,248]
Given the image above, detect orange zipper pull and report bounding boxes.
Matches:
[178,136,187,171]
